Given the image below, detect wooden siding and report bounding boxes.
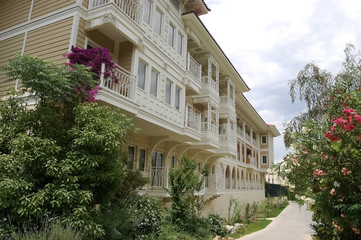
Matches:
[31,0,75,19]
[25,17,73,65]
[76,18,87,48]
[0,0,31,31]
[118,41,133,72]
[0,34,25,98]
[82,0,89,8]
[87,29,115,53]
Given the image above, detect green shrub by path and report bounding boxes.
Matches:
[228,219,272,239]
[10,221,84,240]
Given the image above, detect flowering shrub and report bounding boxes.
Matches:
[65,46,118,102]
[278,79,361,239]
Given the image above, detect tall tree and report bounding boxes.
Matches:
[0,55,136,238]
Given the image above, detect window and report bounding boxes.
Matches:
[177,32,183,54]
[128,146,135,169]
[154,8,162,34]
[138,60,146,90]
[170,155,176,168]
[261,135,267,145]
[262,155,267,164]
[150,70,158,97]
[151,152,163,169]
[168,24,175,46]
[143,0,151,24]
[139,149,146,171]
[175,86,180,110]
[165,80,172,105]
[170,0,179,10]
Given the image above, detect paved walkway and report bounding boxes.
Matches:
[237,201,314,240]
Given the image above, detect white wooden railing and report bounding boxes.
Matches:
[237,126,244,137]
[187,53,202,80]
[185,105,201,132]
[91,0,143,25]
[150,167,168,188]
[201,76,219,98]
[100,63,136,101]
[220,96,235,109]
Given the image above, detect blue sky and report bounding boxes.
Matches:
[200,0,361,162]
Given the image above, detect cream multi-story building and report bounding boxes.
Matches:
[0,0,280,217]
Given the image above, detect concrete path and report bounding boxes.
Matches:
[237,201,314,240]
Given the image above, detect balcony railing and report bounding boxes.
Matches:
[100,63,136,101]
[90,0,143,25]
[237,126,244,137]
[220,96,235,111]
[150,167,168,188]
[185,106,201,132]
[187,53,202,80]
[201,76,219,99]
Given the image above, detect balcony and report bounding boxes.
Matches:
[219,131,237,155]
[99,63,136,100]
[237,126,244,137]
[219,96,235,115]
[86,0,143,46]
[90,0,143,24]
[150,167,168,188]
[201,76,219,101]
[185,105,201,133]
[185,53,202,93]
[201,121,219,145]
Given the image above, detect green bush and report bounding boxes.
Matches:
[10,221,84,240]
[96,194,162,240]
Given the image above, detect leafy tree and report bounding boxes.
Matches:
[0,54,137,238]
[166,156,207,228]
[278,44,361,239]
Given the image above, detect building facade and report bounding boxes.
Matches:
[0,0,280,217]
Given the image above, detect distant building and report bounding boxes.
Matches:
[0,0,280,217]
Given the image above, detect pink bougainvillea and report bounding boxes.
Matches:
[64,46,118,102]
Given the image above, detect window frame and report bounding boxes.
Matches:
[262,155,268,165]
[137,60,147,90]
[177,32,183,55]
[165,80,172,105]
[154,8,163,34]
[143,0,151,24]
[170,0,179,10]
[175,85,181,110]
[168,23,175,47]
[128,146,136,169]
[150,69,159,97]
[261,135,267,145]
[139,148,146,172]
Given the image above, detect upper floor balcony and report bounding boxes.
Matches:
[86,0,144,46]
[219,95,235,116]
[219,131,237,155]
[185,105,202,133]
[201,121,219,146]
[184,53,202,94]
[201,76,219,101]
[99,63,136,101]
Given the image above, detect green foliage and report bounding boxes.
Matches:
[280,44,361,239]
[95,194,162,240]
[166,156,206,226]
[0,55,137,238]
[10,221,84,240]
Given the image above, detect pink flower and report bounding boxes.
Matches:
[313,169,326,178]
[352,227,361,235]
[330,188,336,195]
[342,167,352,175]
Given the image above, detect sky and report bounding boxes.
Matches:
[200,0,361,163]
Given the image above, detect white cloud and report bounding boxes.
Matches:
[201,0,361,160]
